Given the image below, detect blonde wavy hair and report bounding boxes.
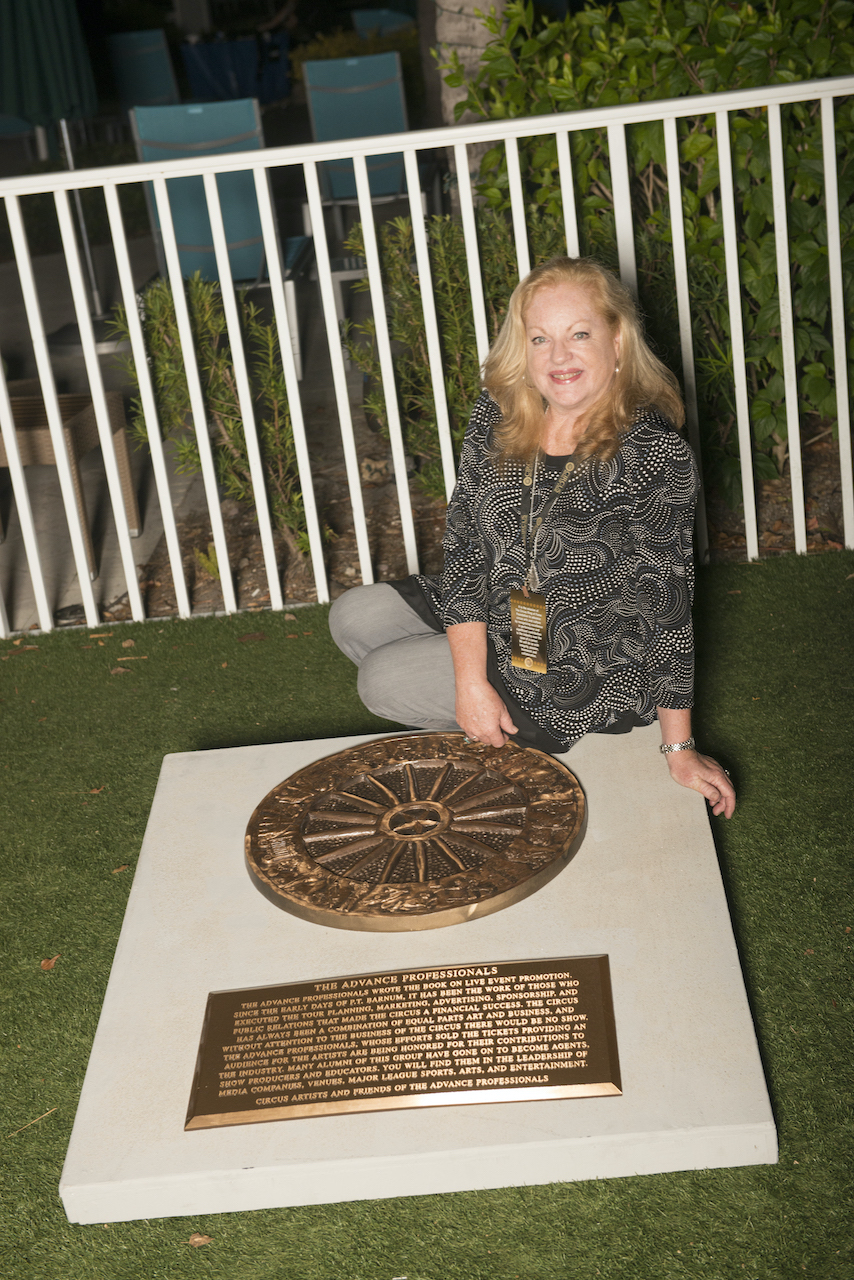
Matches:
[483,256,685,464]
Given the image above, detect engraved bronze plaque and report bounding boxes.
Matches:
[185,957,621,1129]
[245,733,586,931]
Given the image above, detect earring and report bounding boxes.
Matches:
[614,362,621,375]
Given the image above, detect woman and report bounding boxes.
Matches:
[330,256,735,818]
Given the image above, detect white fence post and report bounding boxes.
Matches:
[607,123,638,296]
[4,193,100,626]
[152,174,238,612]
[663,117,709,564]
[54,188,146,620]
[403,148,457,501]
[821,94,854,550]
[454,142,490,368]
[203,169,283,608]
[353,154,420,575]
[103,182,192,619]
[303,159,374,587]
[716,109,760,562]
[0,357,54,632]
[767,104,807,555]
[556,130,581,259]
[504,136,530,280]
[253,166,330,602]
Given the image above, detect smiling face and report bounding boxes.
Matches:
[524,282,621,439]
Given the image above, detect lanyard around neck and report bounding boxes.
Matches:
[519,451,579,574]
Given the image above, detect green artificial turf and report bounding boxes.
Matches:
[1,554,852,1280]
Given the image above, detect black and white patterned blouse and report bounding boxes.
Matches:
[405,390,699,751]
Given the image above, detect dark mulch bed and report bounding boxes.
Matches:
[706,437,846,562]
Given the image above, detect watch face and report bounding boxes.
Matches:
[245,733,586,931]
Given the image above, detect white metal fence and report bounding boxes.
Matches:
[0,75,852,637]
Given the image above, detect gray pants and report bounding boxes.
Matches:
[329,584,461,731]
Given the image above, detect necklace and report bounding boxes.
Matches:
[519,450,581,594]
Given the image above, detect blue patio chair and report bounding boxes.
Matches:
[130,99,312,377]
[303,51,411,241]
[130,99,267,284]
[108,30,180,111]
[351,9,415,37]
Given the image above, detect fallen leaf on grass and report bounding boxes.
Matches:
[238,632,266,643]
[112,865,129,875]
[90,787,104,794]
[284,612,296,620]
[187,1233,212,1247]
[2,645,39,660]
[40,955,60,971]
[110,667,131,676]
[804,949,814,955]
[122,639,135,648]
[89,633,112,639]
[727,590,742,595]
[221,662,227,668]
[12,638,21,646]
[303,631,313,636]
[116,655,148,661]
[286,633,298,639]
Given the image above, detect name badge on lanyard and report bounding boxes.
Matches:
[510,588,548,673]
[513,451,579,674]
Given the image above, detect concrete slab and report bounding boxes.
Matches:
[59,725,776,1224]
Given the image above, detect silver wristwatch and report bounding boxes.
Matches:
[659,737,696,755]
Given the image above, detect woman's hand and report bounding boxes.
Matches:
[456,678,518,748]
[665,748,736,818]
[447,620,518,748]
[656,707,735,818]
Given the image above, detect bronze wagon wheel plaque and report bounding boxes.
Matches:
[245,733,586,931]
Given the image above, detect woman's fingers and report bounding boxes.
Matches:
[666,750,736,819]
[499,705,519,738]
[456,681,517,747]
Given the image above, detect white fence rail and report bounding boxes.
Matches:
[0,75,852,637]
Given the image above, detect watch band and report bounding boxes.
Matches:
[659,737,696,755]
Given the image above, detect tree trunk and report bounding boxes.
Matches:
[433,0,505,127]
[418,0,443,129]
[420,1,505,212]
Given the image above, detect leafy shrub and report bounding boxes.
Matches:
[344,209,524,497]
[440,0,854,503]
[112,276,309,560]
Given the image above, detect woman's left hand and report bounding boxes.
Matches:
[665,749,736,818]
